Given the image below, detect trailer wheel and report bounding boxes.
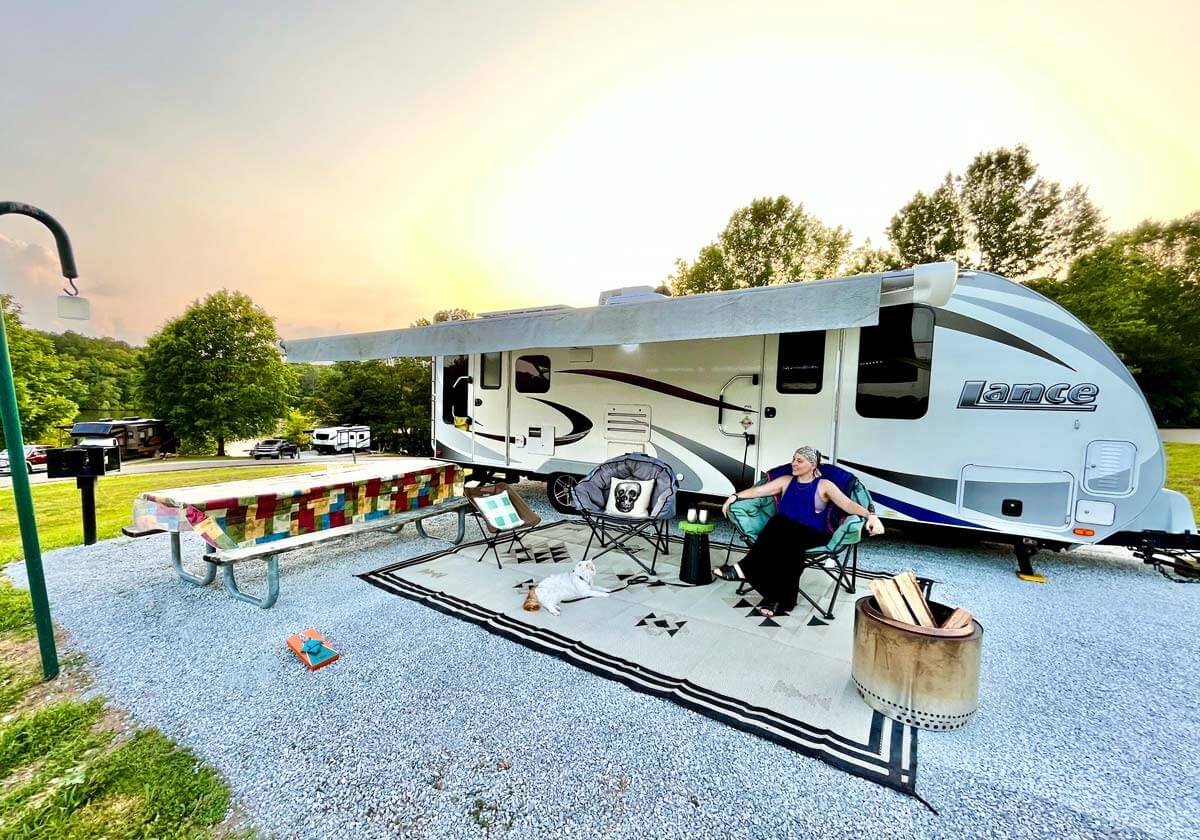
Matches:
[547,473,579,513]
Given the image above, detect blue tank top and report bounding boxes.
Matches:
[777,476,827,532]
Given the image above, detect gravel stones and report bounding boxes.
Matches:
[8,483,1198,839]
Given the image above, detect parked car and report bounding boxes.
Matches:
[0,445,52,475]
[252,439,300,459]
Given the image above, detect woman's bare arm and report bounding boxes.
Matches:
[820,479,885,535]
[721,475,791,515]
[743,475,792,499]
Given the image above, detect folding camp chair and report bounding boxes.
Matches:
[570,453,678,575]
[465,483,542,569]
[725,462,873,620]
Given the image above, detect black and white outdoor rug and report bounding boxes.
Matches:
[360,520,920,797]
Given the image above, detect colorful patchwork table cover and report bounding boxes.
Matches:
[131,459,463,550]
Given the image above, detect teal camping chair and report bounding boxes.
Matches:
[724,462,873,620]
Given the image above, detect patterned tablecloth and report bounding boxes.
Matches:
[131,459,463,550]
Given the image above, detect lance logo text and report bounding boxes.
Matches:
[957,380,1099,411]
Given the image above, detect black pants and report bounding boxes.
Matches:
[738,514,829,611]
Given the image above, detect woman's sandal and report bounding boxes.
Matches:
[712,564,742,581]
[755,602,779,618]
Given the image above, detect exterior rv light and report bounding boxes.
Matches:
[620,343,639,352]
[1073,528,1096,537]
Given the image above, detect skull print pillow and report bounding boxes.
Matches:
[604,478,655,518]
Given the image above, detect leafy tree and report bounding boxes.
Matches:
[1116,211,1200,282]
[298,310,467,453]
[412,308,474,327]
[1027,217,1200,426]
[44,330,142,415]
[886,174,967,265]
[670,196,851,294]
[843,241,903,275]
[885,145,1105,278]
[391,357,434,455]
[1042,184,1107,277]
[960,144,1062,277]
[316,359,432,455]
[290,363,324,408]
[0,295,82,445]
[279,407,316,448]
[669,245,728,294]
[139,290,296,456]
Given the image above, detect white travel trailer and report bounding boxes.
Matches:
[282,262,1197,573]
[311,425,371,455]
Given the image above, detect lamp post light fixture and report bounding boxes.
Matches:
[0,201,89,680]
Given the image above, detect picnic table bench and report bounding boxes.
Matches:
[126,459,465,609]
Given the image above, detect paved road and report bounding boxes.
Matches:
[0,451,368,490]
[1161,429,1200,444]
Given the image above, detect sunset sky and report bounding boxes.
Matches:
[2,1,1197,344]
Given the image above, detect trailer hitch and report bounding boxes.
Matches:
[1130,534,1200,583]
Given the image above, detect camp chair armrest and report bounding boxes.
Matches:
[726,496,775,543]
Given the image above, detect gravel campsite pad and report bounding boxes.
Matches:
[9,483,1199,839]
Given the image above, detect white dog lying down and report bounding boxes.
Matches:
[523,559,610,615]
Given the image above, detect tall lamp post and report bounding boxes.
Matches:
[0,202,88,680]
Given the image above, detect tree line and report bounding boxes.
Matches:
[3,142,1196,448]
[0,292,461,456]
[668,144,1197,426]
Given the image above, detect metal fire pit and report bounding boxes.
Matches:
[851,596,982,731]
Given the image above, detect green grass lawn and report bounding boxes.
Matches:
[0,463,317,839]
[1165,442,1200,513]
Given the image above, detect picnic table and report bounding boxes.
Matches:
[128,458,466,608]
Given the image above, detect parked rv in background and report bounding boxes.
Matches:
[67,417,177,460]
[312,425,371,455]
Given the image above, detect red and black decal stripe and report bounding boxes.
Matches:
[559,369,754,413]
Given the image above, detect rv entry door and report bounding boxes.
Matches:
[469,351,509,468]
[441,354,473,458]
[759,331,838,468]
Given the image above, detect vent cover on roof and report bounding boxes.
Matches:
[1083,440,1136,495]
[598,286,667,306]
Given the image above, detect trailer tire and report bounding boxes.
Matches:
[547,473,580,514]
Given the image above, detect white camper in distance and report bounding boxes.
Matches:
[282,262,1198,573]
[311,425,371,455]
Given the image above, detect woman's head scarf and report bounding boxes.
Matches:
[794,446,821,469]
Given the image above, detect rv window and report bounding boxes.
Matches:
[856,305,935,420]
[776,331,825,394]
[515,355,551,394]
[442,355,469,422]
[481,352,502,390]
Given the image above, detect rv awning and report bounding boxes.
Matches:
[281,262,957,363]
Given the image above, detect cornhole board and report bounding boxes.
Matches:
[287,628,340,670]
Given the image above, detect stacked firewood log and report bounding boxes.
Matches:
[867,572,973,633]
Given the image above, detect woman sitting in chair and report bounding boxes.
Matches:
[713,446,884,617]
